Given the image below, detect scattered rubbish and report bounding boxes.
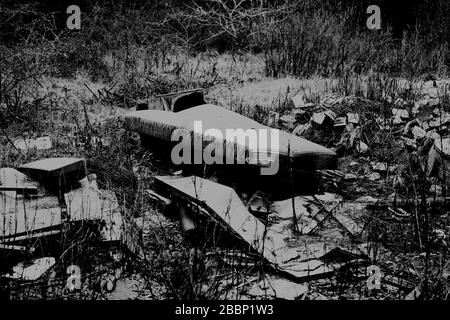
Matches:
[4,86,443,299]
[334,117,347,127]
[312,110,336,127]
[392,108,409,120]
[430,184,443,196]
[429,98,440,107]
[413,98,428,115]
[247,277,308,300]
[428,113,450,128]
[4,257,55,281]
[292,124,310,136]
[279,114,296,130]
[292,109,309,123]
[370,162,398,173]
[367,172,381,181]
[151,175,280,263]
[324,110,337,121]
[412,126,426,140]
[291,94,305,109]
[312,112,326,125]
[376,117,392,131]
[1,158,129,254]
[346,113,360,125]
[268,111,280,127]
[320,94,342,109]
[356,141,369,153]
[147,173,372,284]
[0,155,140,299]
[402,137,417,148]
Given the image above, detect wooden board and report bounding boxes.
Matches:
[0,191,62,239]
[18,158,86,190]
[0,168,39,195]
[1,175,121,242]
[155,175,280,262]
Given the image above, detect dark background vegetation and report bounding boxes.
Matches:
[1,0,449,80]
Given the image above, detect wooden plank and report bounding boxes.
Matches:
[0,176,119,241]
[0,243,35,252]
[155,175,279,261]
[0,192,62,239]
[1,229,61,243]
[0,168,40,195]
[0,186,37,195]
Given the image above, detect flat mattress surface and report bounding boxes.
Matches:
[125,104,336,169]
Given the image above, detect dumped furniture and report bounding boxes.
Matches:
[1,158,141,284]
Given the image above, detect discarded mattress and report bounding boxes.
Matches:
[124,104,337,170]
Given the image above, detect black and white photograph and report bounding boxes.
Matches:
[0,0,449,308]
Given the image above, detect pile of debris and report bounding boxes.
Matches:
[0,157,141,297]
[7,83,445,299]
[275,84,449,194]
[145,175,427,299]
[125,83,449,300]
